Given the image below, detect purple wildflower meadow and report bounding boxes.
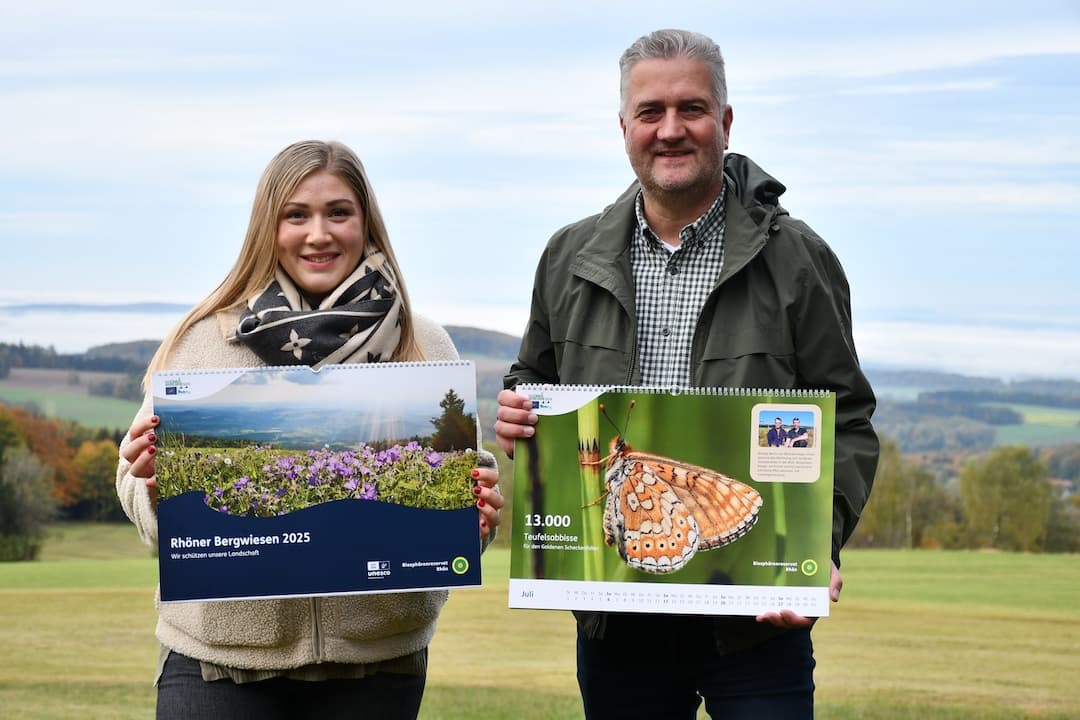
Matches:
[158,439,476,518]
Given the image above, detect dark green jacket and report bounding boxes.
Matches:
[505,154,879,648]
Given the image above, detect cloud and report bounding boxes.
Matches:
[0,59,623,185]
[795,182,1080,210]
[2,1,1078,379]
[376,180,621,214]
[882,137,1080,167]
[0,51,272,79]
[856,320,1080,380]
[0,210,100,235]
[836,79,1001,96]
[731,24,1080,83]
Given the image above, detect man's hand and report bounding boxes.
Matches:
[493,389,538,458]
[756,561,842,629]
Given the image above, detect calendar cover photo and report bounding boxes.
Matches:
[509,385,836,617]
[152,361,482,602]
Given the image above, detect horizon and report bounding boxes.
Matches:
[2,2,1078,382]
[3,301,1080,383]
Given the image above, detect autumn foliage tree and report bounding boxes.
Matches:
[0,405,81,506]
[0,405,126,528]
[72,439,126,521]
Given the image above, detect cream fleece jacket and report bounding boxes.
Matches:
[117,310,493,670]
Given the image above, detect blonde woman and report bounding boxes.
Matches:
[117,140,502,720]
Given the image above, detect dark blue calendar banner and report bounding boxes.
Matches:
[158,491,481,602]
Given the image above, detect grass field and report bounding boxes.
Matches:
[992,404,1080,446]
[1,525,1077,719]
[0,385,140,432]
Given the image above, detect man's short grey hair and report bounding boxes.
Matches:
[619,29,727,117]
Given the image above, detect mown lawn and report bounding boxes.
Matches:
[0,527,1077,719]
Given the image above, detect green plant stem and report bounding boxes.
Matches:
[577,400,604,580]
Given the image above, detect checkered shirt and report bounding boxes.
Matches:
[630,187,727,387]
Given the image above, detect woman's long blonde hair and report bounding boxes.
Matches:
[144,140,423,387]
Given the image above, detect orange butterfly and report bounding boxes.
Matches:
[590,402,763,574]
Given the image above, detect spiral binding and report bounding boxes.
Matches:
[518,383,830,398]
[155,360,472,377]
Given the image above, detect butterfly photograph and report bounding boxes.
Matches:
[590,401,764,574]
[510,387,836,593]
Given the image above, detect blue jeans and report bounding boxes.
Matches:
[156,651,426,720]
[577,615,815,719]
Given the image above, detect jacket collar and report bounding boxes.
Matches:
[719,153,787,285]
[570,153,787,295]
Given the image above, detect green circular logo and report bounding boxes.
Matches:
[451,557,470,575]
[801,559,819,577]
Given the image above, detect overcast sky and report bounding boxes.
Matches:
[2,1,1079,378]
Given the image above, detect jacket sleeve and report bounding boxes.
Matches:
[504,245,560,390]
[116,393,159,549]
[791,227,879,567]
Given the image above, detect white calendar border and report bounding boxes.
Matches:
[508,579,829,617]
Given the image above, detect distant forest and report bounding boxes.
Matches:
[866,370,1080,453]
[443,325,520,359]
[0,326,522,378]
[0,328,523,409]
[0,341,155,377]
[3,334,1080,555]
[4,336,1080,455]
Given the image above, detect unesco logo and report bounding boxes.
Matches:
[367,560,391,578]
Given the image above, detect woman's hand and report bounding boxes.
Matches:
[471,467,504,541]
[121,414,160,509]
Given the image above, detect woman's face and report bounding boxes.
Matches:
[276,170,365,305]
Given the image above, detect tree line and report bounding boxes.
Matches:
[5,398,1078,560]
[0,342,149,377]
[0,342,146,401]
[0,405,126,559]
[849,439,1080,553]
[4,348,1080,560]
[866,375,1080,454]
[873,393,1080,453]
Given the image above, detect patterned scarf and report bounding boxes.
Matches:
[236,250,403,368]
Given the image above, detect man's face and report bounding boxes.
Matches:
[774,419,783,429]
[620,56,732,202]
[793,419,801,429]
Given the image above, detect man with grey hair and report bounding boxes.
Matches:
[496,28,878,719]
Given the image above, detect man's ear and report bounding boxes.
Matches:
[721,104,733,150]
